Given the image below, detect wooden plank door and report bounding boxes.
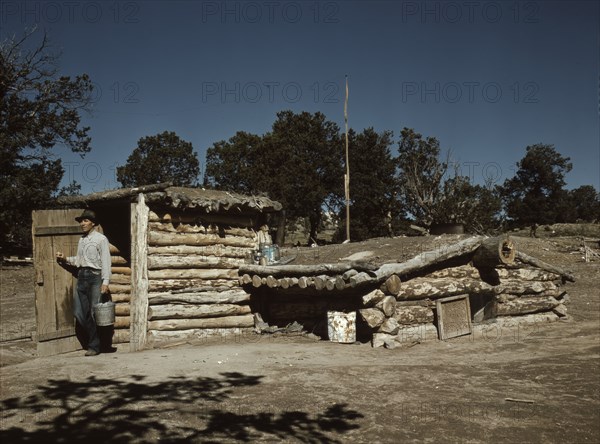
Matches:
[32,209,84,356]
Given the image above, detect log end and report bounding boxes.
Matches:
[499,237,516,265]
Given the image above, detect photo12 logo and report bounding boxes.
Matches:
[201,81,340,104]
[400,1,540,24]
[401,81,540,104]
[89,81,141,104]
[200,1,340,24]
[62,161,120,191]
[0,1,140,25]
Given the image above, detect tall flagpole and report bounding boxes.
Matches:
[344,74,350,242]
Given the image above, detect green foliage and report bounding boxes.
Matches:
[205,110,342,243]
[204,131,262,195]
[501,144,573,226]
[437,176,502,233]
[117,131,200,187]
[335,128,401,241]
[0,30,93,251]
[396,128,447,226]
[395,128,502,232]
[264,111,342,241]
[563,185,600,223]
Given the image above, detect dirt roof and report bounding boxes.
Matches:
[56,183,282,213]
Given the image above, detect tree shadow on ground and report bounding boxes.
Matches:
[0,372,362,443]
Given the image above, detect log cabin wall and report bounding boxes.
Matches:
[143,207,258,345]
[240,236,572,349]
[53,184,283,351]
[109,243,132,344]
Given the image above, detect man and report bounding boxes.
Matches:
[56,209,111,356]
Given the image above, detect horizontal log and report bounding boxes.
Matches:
[494,295,560,316]
[148,210,256,228]
[109,284,130,294]
[496,280,558,295]
[112,329,130,344]
[148,303,251,320]
[109,244,121,255]
[148,244,249,258]
[496,268,561,281]
[516,251,575,282]
[147,327,254,343]
[148,231,255,248]
[115,304,130,316]
[111,267,131,275]
[148,314,254,331]
[148,269,239,280]
[111,256,129,266]
[111,293,131,303]
[395,277,495,300]
[426,265,481,280]
[114,316,130,328]
[148,279,238,292]
[149,221,256,239]
[110,274,130,285]
[148,289,250,305]
[375,236,486,282]
[393,305,435,325]
[238,262,377,278]
[147,255,242,270]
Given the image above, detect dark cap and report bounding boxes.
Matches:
[75,209,98,224]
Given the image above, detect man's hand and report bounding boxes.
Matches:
[56,252,66,264]
[101,284,110,294]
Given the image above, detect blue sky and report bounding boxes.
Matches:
[2,0,599,194]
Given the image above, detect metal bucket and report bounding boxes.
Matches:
[430,223,464,235]
[327,311,356,343]
[260,244,280,264]
[93,302,115,326]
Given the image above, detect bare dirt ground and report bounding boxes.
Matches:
[1,231,599,443]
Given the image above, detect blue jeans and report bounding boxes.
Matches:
[75,268,102,352]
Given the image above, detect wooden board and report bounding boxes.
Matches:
[435,294,472,340]
[33,209,84,355]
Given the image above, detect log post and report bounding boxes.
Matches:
[374,235,485,281]
[380,274,402,295]
[252,275,262,288]
[375,296,396,317]
[130,193,149,351]
[516,251,575,282]
[359,308,386,328]
[472,236,516,268]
